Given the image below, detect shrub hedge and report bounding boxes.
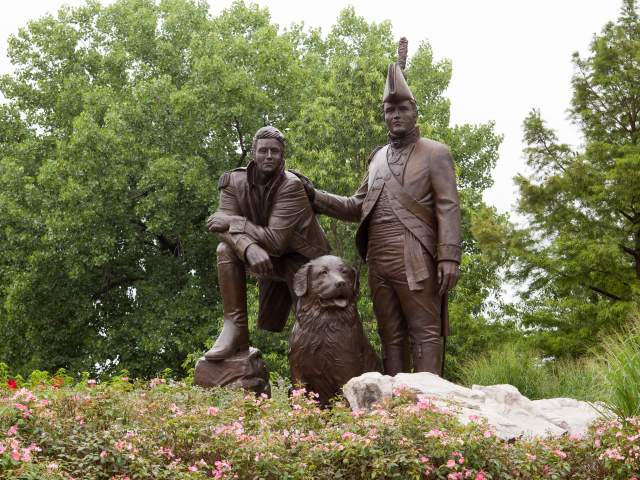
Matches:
[1,368,640,479]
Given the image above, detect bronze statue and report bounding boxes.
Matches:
[313,38,462,376]
[205,126,330,361]
[289,255,380,407]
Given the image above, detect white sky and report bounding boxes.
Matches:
[0,1,622,215]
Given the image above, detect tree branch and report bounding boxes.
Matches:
[620,243,639,259]
[588,285,623,301]
[92,275,145,301]
[233,120,247,167]
[618,209,640,224]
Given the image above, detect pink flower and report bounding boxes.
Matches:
[87,379,97,386]
[446,459,457,468]
[170,403,184,417]
[419,455,429,464]
[392,384,409,397]
[458,456,465,464]
[475,471,487,480]
[149,378,162,388]
[207,406,219,416]
[627,433,640,442]
[552,449,567,459]
[291,387,306,398]
[468,414,479,422]
[7,425,18,436]
[100,450,108,458]
[341,431,357,440]
[600,448,625,461]
[483,430,492,438]
[594,438,601,448]
[121,377,129,382]
[188,465,198,472]
[425,428,446,438]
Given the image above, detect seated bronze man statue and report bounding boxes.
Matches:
[205,126,329,361]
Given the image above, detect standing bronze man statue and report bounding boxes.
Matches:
[313,38,462,376]
[205,126,329,361]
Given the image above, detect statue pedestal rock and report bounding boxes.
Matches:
[194,347,271,397]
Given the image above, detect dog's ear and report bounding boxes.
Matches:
[293,263,312,297]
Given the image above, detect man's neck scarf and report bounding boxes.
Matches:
[246,160,286,226]
[388,125,421,150]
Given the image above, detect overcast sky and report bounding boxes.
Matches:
[0,1,623,215]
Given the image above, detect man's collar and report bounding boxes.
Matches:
[246,160,285,187]
[388,125,421,149]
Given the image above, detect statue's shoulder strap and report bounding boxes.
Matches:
[218,167,246,190]
[287,169,310,183]
[367,145,385,163]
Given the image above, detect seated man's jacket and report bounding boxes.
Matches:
[215,161,330,331]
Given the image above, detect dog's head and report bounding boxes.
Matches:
[293,255,358,309]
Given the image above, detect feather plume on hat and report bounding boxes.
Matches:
[382,37,414,103]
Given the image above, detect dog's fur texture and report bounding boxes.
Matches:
[289,255,380,407]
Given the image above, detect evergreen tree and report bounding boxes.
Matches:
[511,0,640,357]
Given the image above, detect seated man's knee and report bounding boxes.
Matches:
[216,241,239,262]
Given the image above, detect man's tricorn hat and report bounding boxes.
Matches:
[383,37,415,103]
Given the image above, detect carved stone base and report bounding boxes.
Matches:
[194,347,271,397]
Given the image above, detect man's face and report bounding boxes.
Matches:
[254,138,284,178]
[384,100,417,136]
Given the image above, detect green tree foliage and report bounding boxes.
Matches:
[0,0,505,378]
[511,0,640,357]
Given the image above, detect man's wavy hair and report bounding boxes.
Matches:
[251,126,285,159]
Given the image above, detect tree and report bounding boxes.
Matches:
[0,0,305,376]
[511,0,640,357]
[0,0,507,379]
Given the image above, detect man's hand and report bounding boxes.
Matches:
[207,213,231,233]
[245,244,273,276]
[437,261,460,296]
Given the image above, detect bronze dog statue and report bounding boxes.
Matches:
[289,255,380,407]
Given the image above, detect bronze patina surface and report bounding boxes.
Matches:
[289,255,380,407]
[313,38,462,376]
[204,126,330,362]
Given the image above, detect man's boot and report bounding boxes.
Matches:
[412,339,443,375]
[382,343,410,376]
[205,245,249,361]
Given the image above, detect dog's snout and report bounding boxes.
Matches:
[330,273,346,288]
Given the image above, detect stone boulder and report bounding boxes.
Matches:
[532,397,605,437]
[194,347,270,397]
[343,372,605,440]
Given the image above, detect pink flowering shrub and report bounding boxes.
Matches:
[0,369,639,479]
